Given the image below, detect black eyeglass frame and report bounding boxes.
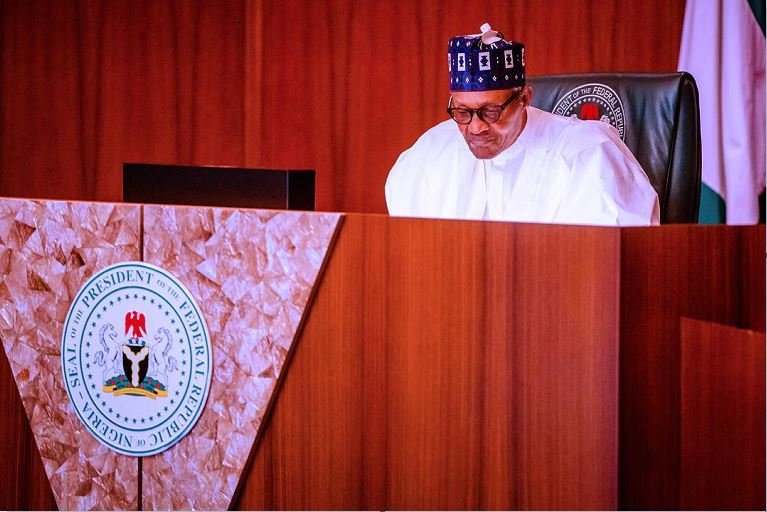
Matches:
[446,89,523,125]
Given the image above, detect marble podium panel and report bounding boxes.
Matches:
[0,199,140,510]
[0,199,340,510]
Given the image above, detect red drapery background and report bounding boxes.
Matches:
[0,0,686,214]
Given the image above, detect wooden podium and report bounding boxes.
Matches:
[0,202,763,510]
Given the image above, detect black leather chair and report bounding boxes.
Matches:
[528,73,701,224]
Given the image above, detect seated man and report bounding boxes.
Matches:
[385,23,660,226]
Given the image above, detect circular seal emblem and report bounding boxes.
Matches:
[61,262,212,456]
[551,83,626,140]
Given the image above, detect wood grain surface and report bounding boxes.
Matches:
[680,318,765,511]
[235,215,621,510]
[0,349,58,510]
[618,225,765,509]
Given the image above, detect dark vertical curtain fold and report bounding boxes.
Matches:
[0,0,685,213]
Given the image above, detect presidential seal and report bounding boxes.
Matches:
[61,262,212,456]
[551,83,626,140]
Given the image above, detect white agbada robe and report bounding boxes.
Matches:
[385,107,660,226]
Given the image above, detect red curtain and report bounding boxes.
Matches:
[0,0,686,213]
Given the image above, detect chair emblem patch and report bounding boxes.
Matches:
[552,82,626,140]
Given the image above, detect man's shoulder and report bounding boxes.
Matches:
[415,119,462,147]
[386,119,465,215]
[528,107,624,154]
[531,107,618,138]
[391,119,465,167]
[388,120,461,184]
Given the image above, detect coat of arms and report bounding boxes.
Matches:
[95,311,178,399]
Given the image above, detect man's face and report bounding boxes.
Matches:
[449,86,532,159]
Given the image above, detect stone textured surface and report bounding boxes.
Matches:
[141,206,340,510]
[0,198,140,511]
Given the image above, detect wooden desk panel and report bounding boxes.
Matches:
[680,318,765,511]
[235,216,620,510]
[0,349,57,510]
[618,225,765,509]
[0,207,759,510]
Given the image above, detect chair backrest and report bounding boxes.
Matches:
[528,72,701,223]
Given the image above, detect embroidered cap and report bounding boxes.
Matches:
[448,23,525,91]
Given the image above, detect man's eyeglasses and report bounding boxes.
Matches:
[447,89,523,125]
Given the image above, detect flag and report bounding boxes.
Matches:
[678,0,766,224]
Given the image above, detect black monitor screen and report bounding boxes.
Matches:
[122,163,315,211]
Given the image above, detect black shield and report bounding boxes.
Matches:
[122,345,149,386]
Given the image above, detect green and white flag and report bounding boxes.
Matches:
[678,0,766,224]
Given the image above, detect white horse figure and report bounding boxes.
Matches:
[93,323,122,382]
[149,327,178,387]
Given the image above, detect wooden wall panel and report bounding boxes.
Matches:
[680,318,765,511]
[618,225,765,509]
[235,216,621,510]
[0,0,686,214]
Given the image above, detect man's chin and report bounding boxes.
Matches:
[468,144,501,160]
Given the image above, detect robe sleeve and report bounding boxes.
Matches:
[386,148,414,215]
